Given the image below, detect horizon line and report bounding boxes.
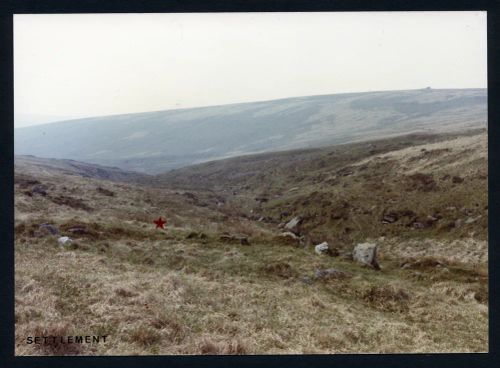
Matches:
[15,86,487,129]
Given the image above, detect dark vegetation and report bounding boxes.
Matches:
[149,129,487,247]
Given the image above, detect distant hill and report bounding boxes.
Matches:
[14,155,150,182]
[14,88,487,174]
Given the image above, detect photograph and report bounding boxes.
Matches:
[12,11,488,355]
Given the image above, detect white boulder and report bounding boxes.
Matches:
[315,242,330,255]
[353,242,380,269]
[58,236,72,245]
[284,216,302,235]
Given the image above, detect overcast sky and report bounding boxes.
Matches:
[14,11,487,127]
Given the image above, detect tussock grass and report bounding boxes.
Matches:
[362,285,411,313]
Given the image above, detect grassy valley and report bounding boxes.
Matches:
[14,128,488,354]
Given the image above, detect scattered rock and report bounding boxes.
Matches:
[352,242,380,270]
[38,223,59,236]
[337,166,354,176]
[50,196,93,211]
[284,216,302,235]
[465,216,481,224]
[427,214,441,222]
[96,187,115,196]
[299,276,314,285]
[314,268,349,280]
[314,242,339,256]
[32,184,48,196]
[382,212,398,224]
[412,222,426,229]
[58,236,72,245]
[314,242,329,255]
[460,207,474,216]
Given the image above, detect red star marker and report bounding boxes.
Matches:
[154,217,167,229]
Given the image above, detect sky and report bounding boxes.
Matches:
[14,11,487,127]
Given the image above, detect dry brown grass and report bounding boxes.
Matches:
[14,131,488,355]
[33,325,84,355]
[198,338,248,355]
[15,234,488,354]
[114,288,138,298]
[127,326,161,347]
[362,285,411,313]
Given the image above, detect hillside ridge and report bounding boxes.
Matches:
[15,88,487,174]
